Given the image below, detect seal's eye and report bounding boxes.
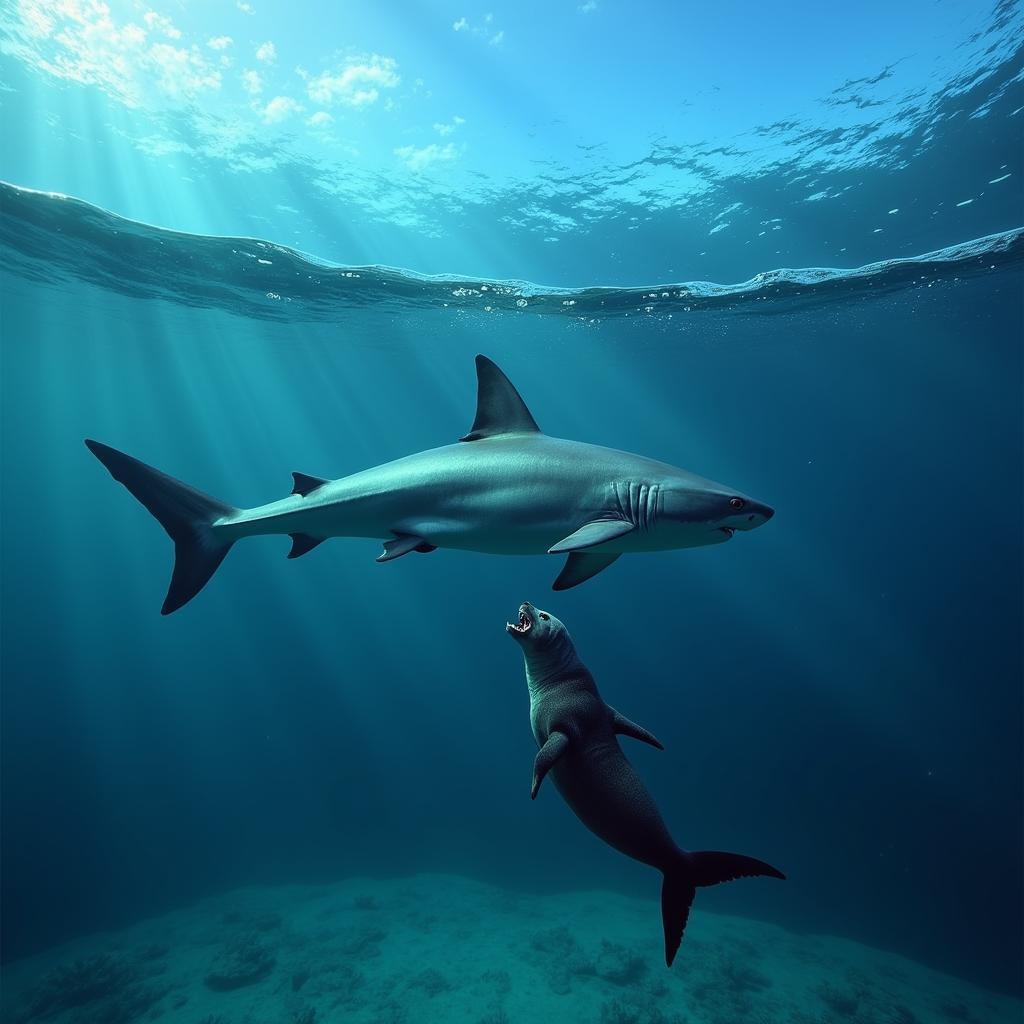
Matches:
[729,497,745,510]
[539,613,550,620]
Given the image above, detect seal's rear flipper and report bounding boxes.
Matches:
[689,850,786,888]
[661,851,785,966]
[660,871,696,968]
[85,440,237,615]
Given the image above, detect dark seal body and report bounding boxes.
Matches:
[509,602,784,965]
[531,667,678,870]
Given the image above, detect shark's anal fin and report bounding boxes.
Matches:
[611,708,664,750]
[460,354,542,441]
[552,551,620,590]
[292,472,329,497]
[288,533,324,559]
[377,533,436,562]
[549,519,635,553]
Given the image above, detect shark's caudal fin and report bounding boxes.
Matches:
[661,850,785,967]
[85,440,238,615]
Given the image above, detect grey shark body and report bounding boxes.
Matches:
[85,355,774,614]
[507,602,785,966]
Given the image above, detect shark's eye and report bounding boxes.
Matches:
[729,497,745,510]
[539,612,550,620]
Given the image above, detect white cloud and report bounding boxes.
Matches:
[578,1,598,11]
[306,55,400,107]
[394,142,458,172]
[306,110,332,127]
[452,16,504,45]
[241,69,263,94]
[255,41,276,63]
[149,42,222,97]
[6,2,223,108]
[261,95,301,123]
[143,11,181,40]
[237,1,254,13]
[433,116,465,136]
[207,36,233,51]
[19,4,54,36]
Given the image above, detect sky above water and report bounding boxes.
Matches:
[1,1,1021,280]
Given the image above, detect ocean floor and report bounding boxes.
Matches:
[2,874,1019,1024]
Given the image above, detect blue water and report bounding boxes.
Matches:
[1,0,1022,1018]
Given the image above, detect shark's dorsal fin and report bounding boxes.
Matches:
[292,472,329,497]
[460,354,541,442]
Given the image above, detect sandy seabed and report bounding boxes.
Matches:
[2,874,1019,1024]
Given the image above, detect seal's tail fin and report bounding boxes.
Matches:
[661,850,785,966]
[85,439,238,615]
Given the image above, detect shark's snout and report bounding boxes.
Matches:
[730,499,775,532]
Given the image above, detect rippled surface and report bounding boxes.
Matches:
[3,182,1022,321]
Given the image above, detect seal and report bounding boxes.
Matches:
[507,601,785,965]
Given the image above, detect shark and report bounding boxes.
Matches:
[85,354,775,614]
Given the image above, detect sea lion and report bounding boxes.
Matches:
[507,601,785,965]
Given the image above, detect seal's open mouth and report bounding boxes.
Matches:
[507,607,533,634]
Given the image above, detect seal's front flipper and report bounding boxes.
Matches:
[549,520,635,554]
[376,533,437,562]
[552,552,620,590]
[531,730,569,799]
[611,708,664,750]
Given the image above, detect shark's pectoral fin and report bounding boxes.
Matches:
[292,472,329,497]
[377,533,436,562]
[552,552,621,590]
[531,730,569,799]
[460,354,542,441]
[549,519,635,554]
[611,708,664,750]
[288,533,325,559]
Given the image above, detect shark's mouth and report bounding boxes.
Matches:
[507,607,533,635]
[718,527,736,538]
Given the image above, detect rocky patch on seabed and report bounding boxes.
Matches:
[2,875,1019,1024]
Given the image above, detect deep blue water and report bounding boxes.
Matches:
[1,213,1021,996]
[1,0,1023,1012]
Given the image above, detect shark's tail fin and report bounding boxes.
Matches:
[661,850,785,966]
[85,440,238,615]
